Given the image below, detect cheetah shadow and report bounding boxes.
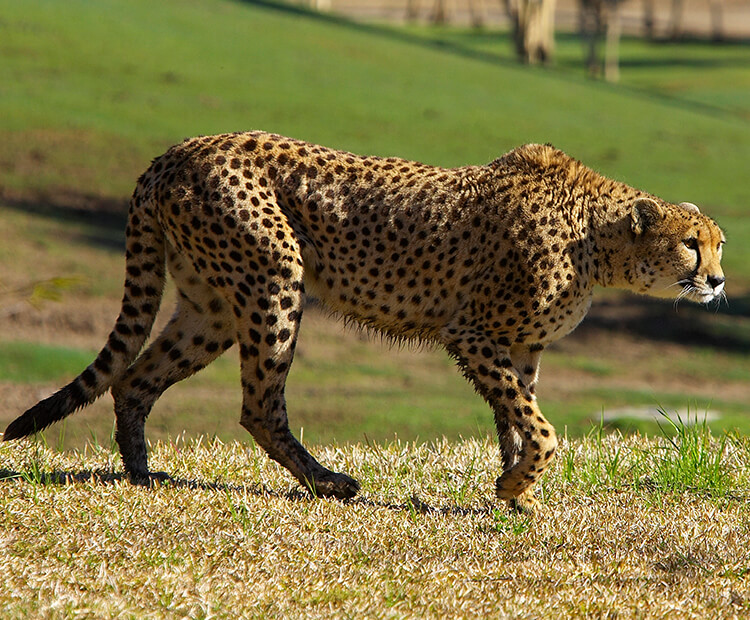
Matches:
[0,467,287,495]
[0,467,494,516]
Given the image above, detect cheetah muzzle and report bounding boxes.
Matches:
[4,132,726,511]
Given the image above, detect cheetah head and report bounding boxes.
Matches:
[629,198,726,304]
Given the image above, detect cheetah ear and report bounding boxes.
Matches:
[678,201,700,214]
[630,198,664,236]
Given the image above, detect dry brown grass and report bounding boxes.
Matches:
[1,432,749,618]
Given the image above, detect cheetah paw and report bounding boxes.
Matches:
[496,477,540,514]
[305,471,360,500]
[507,492,540,515]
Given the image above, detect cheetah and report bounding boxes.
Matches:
[4,132,726,510]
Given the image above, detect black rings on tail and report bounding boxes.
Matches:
[3,172,167,442]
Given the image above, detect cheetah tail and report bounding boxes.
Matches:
[3,188,166,441]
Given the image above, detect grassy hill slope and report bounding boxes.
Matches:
[1,0,748,446]
[2,1,749,210]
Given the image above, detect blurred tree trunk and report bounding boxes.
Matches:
[708,0,724,41]
[642,0,655,39]
[580,0,604,75]
[408,0,486,28]
[406,0,420,21]
[505,0,557,64]
[432,0,451,23]
[669,0,684,39]
[604,0,621,81]
[580,0,621,82]
[468,0,487,28]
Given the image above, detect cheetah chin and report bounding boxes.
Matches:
[4,132,726,510]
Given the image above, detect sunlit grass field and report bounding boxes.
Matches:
[1,427,749,617]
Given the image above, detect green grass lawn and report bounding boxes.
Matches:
[406,27,750,121]
[2,1,749,210]
[0,0,748,447]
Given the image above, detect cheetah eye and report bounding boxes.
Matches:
[683,238,698,251]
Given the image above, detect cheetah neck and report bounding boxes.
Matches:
[490,145,651,295]
[584,179,653,292]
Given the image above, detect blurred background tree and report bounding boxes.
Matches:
[309,0,737,79]
[504,0,558,64]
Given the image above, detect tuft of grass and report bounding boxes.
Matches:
[559,422,645,493]
[557,409,744,502]
[1,434,748,617]
[647,408,734,497]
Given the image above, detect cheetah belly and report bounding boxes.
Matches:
[299,245,458,340]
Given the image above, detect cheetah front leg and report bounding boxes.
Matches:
[441,331,557,513]
[494,343,544,473]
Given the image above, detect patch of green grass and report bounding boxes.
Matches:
[670,346,750,383]
[414,28,750,120]
[0,341,95,383]
[647,409,734,497]
[559,410,742,499]
[563,355,615,377]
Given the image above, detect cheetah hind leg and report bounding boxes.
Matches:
[236,300,359,500]
[112,251,236,484]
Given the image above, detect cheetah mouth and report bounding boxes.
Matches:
[676,279,723,305]
[693,291,718,303]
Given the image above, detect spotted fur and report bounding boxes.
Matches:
[4,132,726,509]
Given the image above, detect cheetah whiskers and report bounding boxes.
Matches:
[712,289,729,312]
[671,280,694,310]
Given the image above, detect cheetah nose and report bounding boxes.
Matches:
[707,275,725,292]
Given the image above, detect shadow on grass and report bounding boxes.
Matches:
[0,466,497,516]
[0,191,128,253]
[576,294,750,355]
[0,467,265,493]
